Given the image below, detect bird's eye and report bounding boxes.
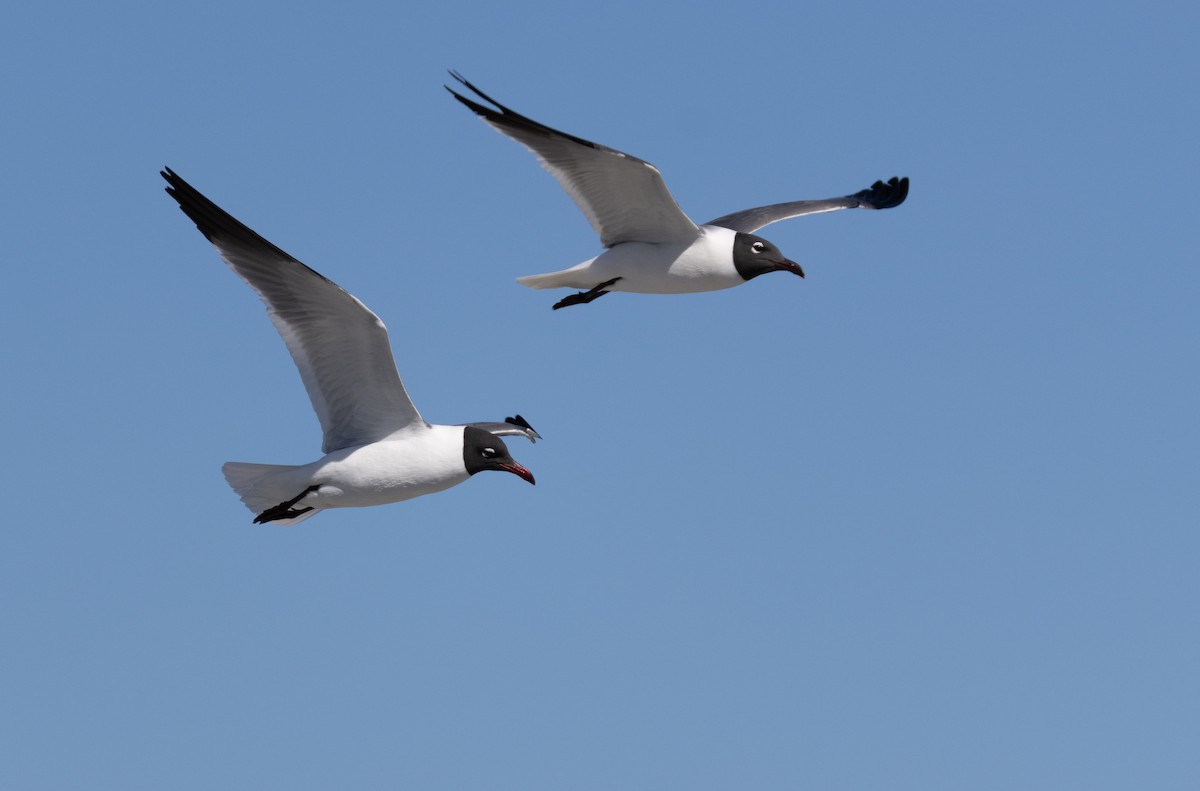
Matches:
[482,447,498,458]
[751,241,766,253]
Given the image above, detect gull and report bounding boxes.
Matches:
[447,72,909,309]
[162,168,538,525]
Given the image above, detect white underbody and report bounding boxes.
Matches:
[518,225,743,294]
[223,424,471,521]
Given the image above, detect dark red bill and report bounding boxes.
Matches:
[774,259,805,278]
[500,462,536,485]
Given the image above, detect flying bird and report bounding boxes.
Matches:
[163,168,538,525]
[447,72,909,309]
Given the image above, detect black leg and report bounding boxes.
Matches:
[552,277,622,310]
[254,485,321,524]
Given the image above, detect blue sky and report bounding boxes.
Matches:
[2,1,1197,788]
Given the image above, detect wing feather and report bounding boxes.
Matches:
[707,177,909,233]
[162,168,425,453]
[447,72,699,247]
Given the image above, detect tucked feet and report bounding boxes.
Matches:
[254,485,321,524]
[552,277,622,310]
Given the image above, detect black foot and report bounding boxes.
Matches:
[552,277,622,310]
[254,485,321,524]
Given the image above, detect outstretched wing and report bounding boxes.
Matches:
[447,72,699,247]
[163,168,426,453]
[707,177,909,234]
[461,415,542,444]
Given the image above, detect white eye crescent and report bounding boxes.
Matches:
[482,447,498,458]
[751,241,765,253]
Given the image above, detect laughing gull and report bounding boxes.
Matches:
[162,168,538,525]
[447,72,909,310]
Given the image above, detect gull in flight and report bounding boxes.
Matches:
[448,72,909,309]
[163,168,538,524]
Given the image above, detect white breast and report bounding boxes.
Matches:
[587,225,743,294]
[303,424,470,508]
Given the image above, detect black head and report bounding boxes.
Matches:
[732,232,805,281]
[463,426,535,485]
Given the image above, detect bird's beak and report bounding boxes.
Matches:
[500,462,536,485]
[773,259,805,278]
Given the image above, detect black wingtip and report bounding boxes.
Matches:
[505,414,536,432]
[446,70,504,108]
[161,166,180,193]
[444,69,505,115]
[854,176,909,210]
[444,70,470,101]
[444,83,488,116]
[444,76,501,124]
[444,71,607,152]
[161,167,222,246]
[160,167,317,272]
[505,414,543,441]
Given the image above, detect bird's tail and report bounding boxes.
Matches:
[222,462,321,525]
[516,261,592,290]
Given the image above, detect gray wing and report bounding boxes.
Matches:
[447,72,699,247]
[163,168,426,453]
[707,177,909,234]
[461,415,542,444]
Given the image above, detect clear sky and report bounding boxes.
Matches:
[2,1,1197,788]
